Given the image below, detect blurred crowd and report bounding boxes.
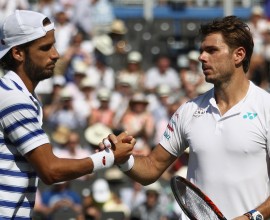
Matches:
[0,0,269,219]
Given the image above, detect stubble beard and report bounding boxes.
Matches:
[24,54,55,83]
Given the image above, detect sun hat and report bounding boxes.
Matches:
[84,123,112,146]
[127,51,142,63]
[110,19,127,35]
[92,178,111,203]
[0,10,54,59]
[92,34,114,56]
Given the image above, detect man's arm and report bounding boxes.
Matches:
[124,144,177,185]
[25,132,135,185]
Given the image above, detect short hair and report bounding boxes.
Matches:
[199,16,254,73]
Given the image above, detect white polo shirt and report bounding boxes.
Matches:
[160,81,270,219]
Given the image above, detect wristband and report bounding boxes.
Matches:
[89,148,114,172]
[118,155,135,172]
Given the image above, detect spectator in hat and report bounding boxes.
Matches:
[88,87,115,128]
[118,92,155,155]
[73,76,99,127]
[86,49,115,91]
[46,87,84,130]
[117,51,146,91]
[84,123,113,149]
[180,50,212,98]
[130,181,168,220]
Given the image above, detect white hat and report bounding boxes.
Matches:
[97,87,111,101]
[156,84,171,97]
[110,19,127,35]
[93,35,114,56]
[84,123,112,146]
[127,51,142,63]
[188,50,200,62]
[80,77,96,88]
[144,181,162,194]
[92,178,111,203]
[0,10,54,59]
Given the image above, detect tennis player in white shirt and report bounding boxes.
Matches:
[103,16,270,220]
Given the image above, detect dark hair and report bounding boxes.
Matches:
[199,16,254,73]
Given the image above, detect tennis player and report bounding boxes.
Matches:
[0,10,135,219]
[104,16,270,220]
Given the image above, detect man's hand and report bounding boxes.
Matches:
[99,131,136,164]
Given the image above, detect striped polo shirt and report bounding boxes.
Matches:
[0,71,50,219]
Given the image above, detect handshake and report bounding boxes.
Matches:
[89,131,136,173]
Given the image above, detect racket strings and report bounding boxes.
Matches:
[177,183,221,220]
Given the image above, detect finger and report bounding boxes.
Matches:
[122,135,134,143]
[108,133,119,144]
[103,138,112,148]
[98,142,106,150]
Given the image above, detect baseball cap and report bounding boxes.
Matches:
[0,10,55,59]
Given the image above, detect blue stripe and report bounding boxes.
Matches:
[0,80,12,90]
[0,153,27,163]
[4,117,39,134]
[11,80,23,91]
[0,184,36,194]
[0,199,34,209]
[13,129,45,146]
[0,104,37,118]
[0,169,36,178]
[0,216,31,220]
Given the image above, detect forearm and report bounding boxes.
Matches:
[125,155,160,185]
[256,196,270,219]
[125,151,176,185]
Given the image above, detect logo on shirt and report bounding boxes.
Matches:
[243,112,257,120]
[193,108,206,117]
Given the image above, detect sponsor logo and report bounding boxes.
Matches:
[164,131,170,140]
[243,112,257,120]
[193,108,206,117]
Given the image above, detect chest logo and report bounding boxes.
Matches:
[243,112,257,120]
[193,108,206,118]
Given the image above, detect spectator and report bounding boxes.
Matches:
[144,54,181,94]
[130,181,168,220]
[41,181,83,219]
[117,51,146,92]
[46,87,84,130]
[0,0,29,18]
[72,0,115,37]
[88,87,115,128]
[86,49,115,91]
[180,50,212,98]
[54,9,78,56]
[54,131,93,180]
[62,32,93,81]
[247,5,268,55]
[118,92,155,155]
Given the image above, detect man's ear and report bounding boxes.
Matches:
[11,46,24,62]
[234,47,246,65]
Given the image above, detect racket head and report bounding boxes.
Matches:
[170,175,227,220]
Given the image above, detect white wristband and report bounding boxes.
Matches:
[89,148,114,172]
[118,155,134,172]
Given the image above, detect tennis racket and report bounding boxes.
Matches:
[170,175,227,220]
